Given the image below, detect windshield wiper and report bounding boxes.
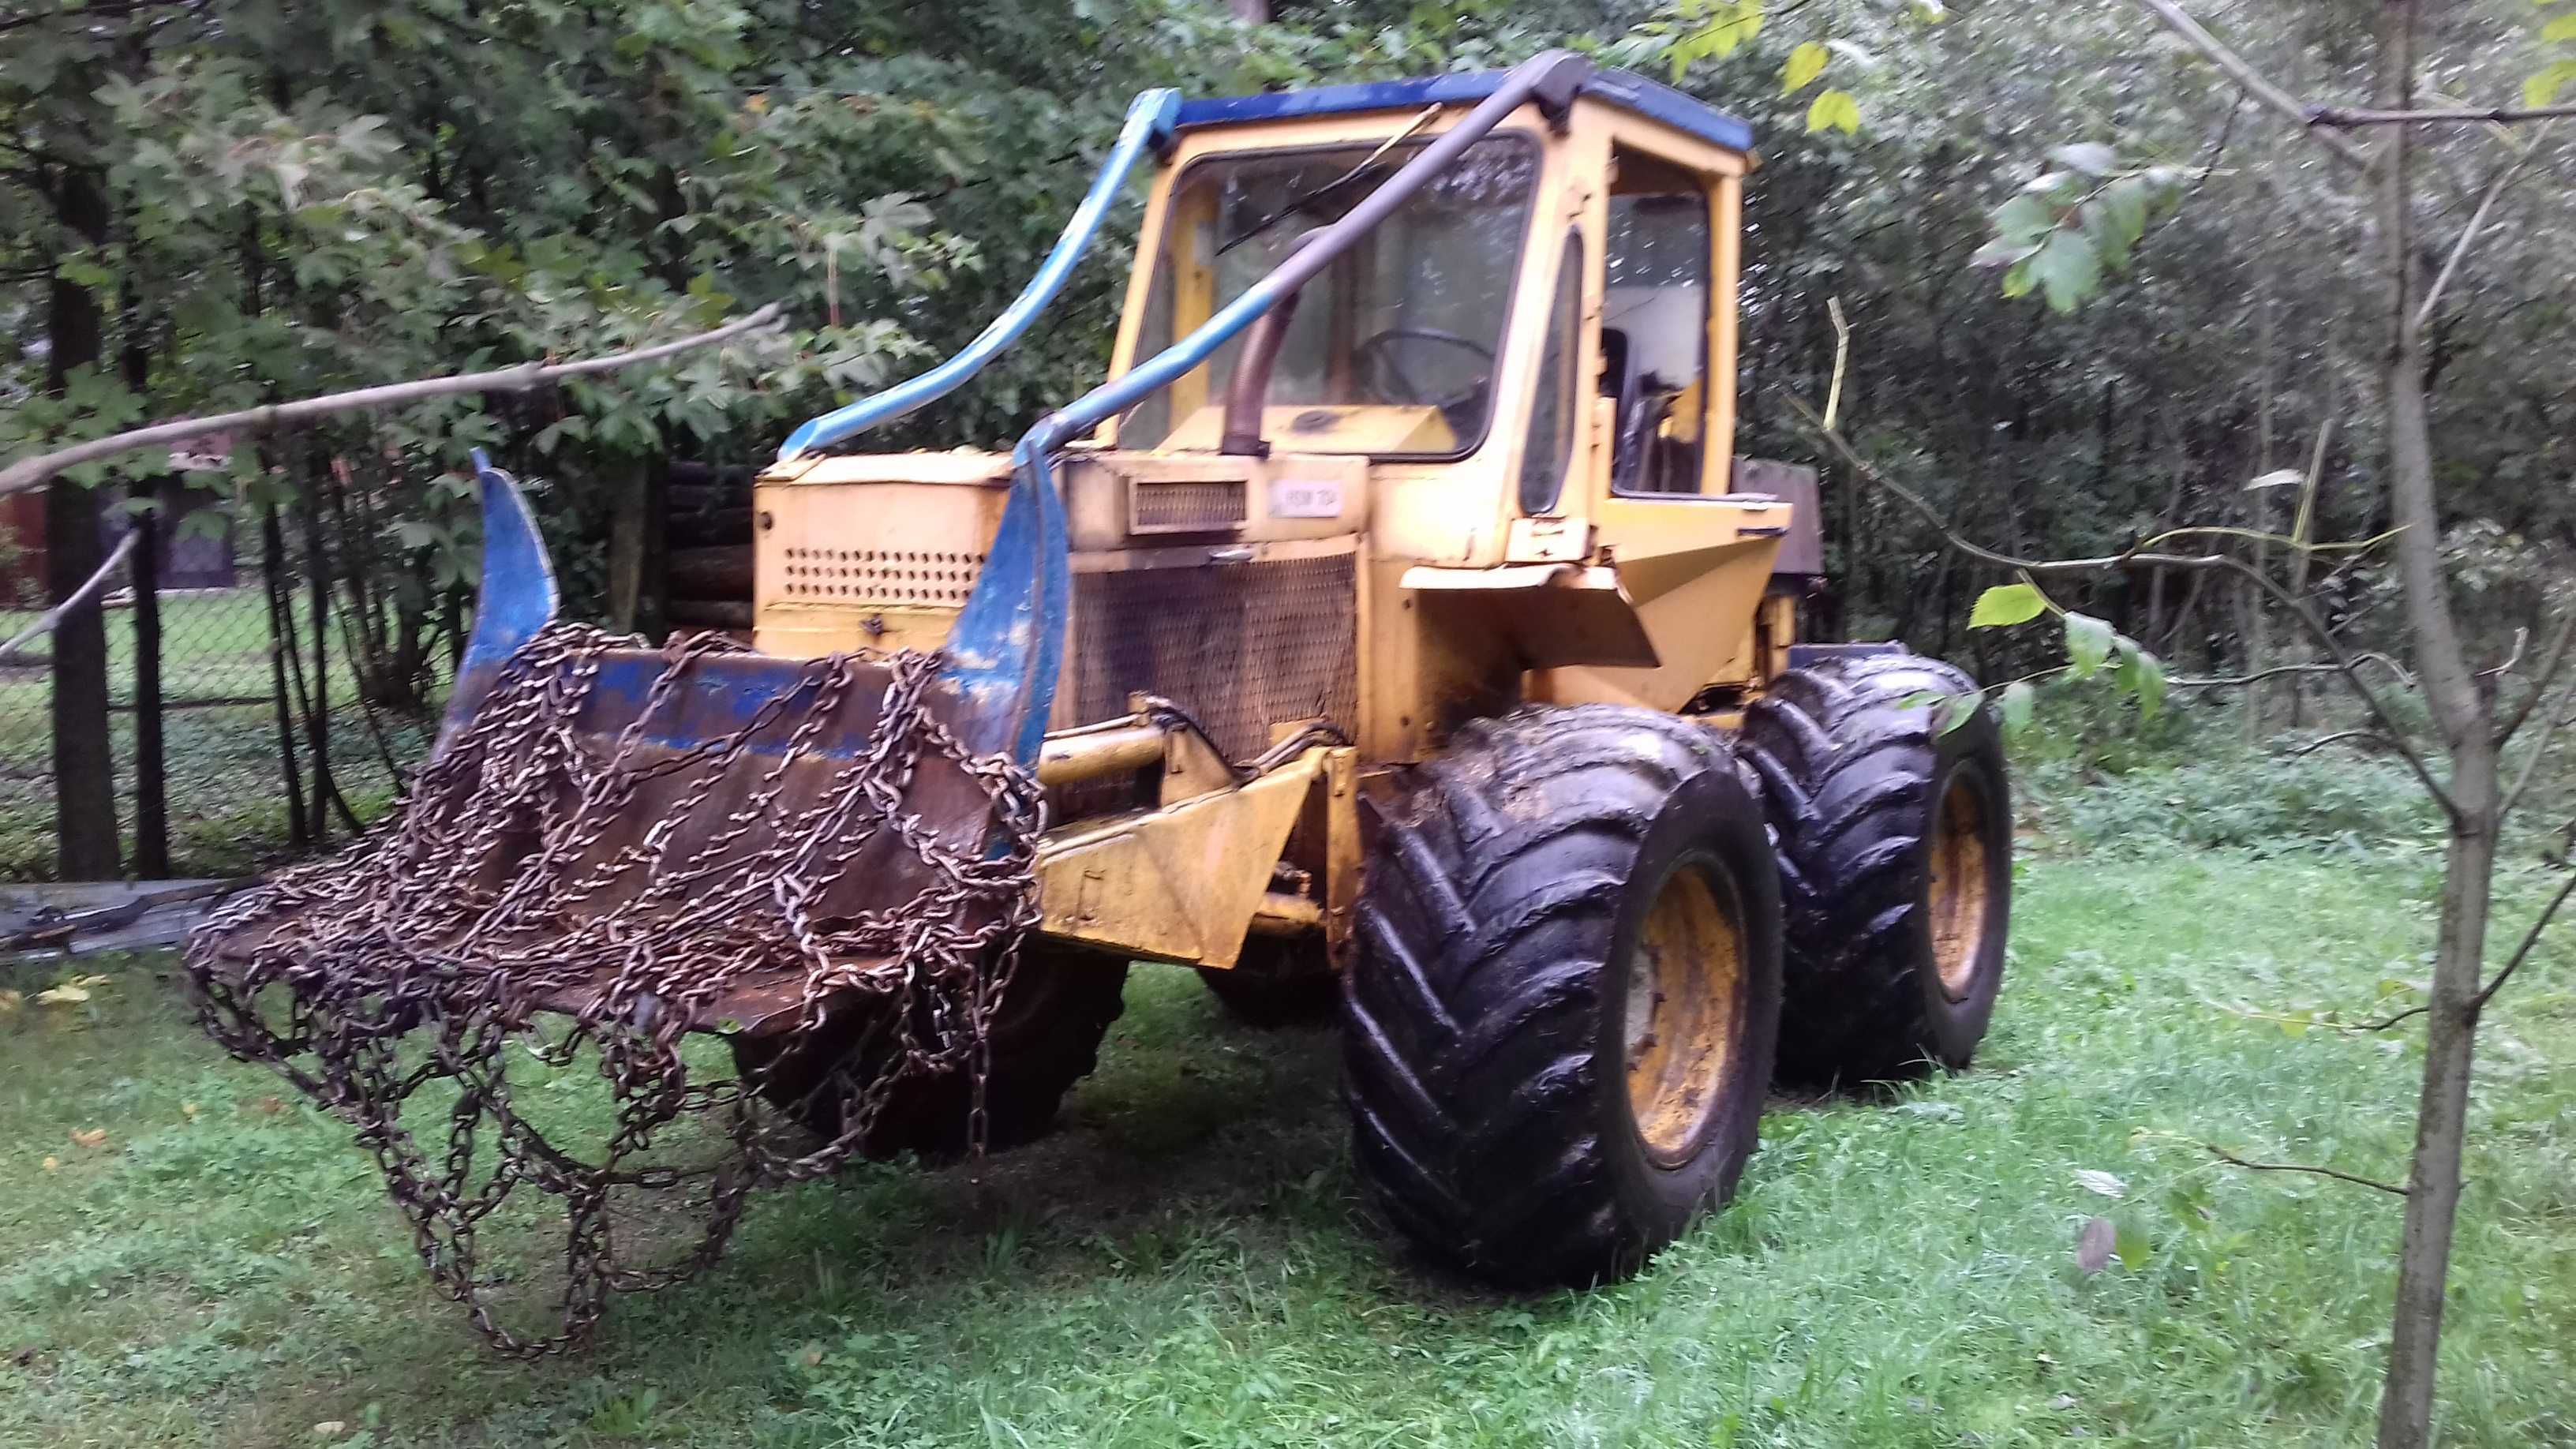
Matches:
[1215,103,1442,258]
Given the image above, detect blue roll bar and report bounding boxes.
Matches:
[774,88,1182,462]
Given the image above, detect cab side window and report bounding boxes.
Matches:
[1601,148,1711,496]
[1518,228,1585,515]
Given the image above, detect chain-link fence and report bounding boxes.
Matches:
[0,489,452,882]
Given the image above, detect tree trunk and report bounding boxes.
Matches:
[261,504,311,849]
[44,167,120,879]
[300,464,335,844]
[605,449,668,640]
[122,294,168,878]
[129,492,168,878]
[2245,292,2278,744]
[2371,4,2495,1443]
[2380,747,2495,1449]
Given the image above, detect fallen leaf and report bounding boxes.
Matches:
[39,1155,58,1172]
[311,1421,346,1438]
[2114,1220,2153,1271]
[0,990,21,1013]
[255,1095,284,1114]
[2073,1168,2128,1199]
[33,983,90,1005]
[2076,1215,2116,1273]
[69,1128,107,1149]
[181,1102,200,1119]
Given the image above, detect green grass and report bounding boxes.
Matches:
[2,848,2572,1447]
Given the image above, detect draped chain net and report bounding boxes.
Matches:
[184,621,1044,1355]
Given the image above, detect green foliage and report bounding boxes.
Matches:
[2063,610,2117,677]
[1805,88,1863,134]
[2035,749,2441,856]
[1998,677,2036,735]
[1780,39,1829,95]
[2530,0,2576,105]
[2,0,1552,618]
[1977,159,2191,313]
[1970,581,2050,627]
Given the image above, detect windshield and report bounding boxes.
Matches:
[1120,136,1538,456]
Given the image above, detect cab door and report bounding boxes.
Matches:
[1526,125,1792,712]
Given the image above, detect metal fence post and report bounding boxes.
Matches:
[131,485,169,877]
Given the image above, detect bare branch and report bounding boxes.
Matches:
[2502,686,2576,816]
[2415,129,2549,335]
[2467,867,2576,1013]
[2497,598,2576,744]
[0,529,140,665]
[0,303,786,503]
[2287,729,2398,758]
[1788,395,2456,814]
[2136,523,2402,556]
[2484,627,2531,681]
[1822,297,1851,432]
[2129,0,2376,171]
[2174,661,2413,690]
[2199,1140,2409,1196]
[2312,103,2576,127]
[2356,1003,2429,1032]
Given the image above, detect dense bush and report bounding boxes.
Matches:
[2010,685,2443,856]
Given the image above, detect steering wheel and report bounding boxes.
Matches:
[1354,327,1497,414]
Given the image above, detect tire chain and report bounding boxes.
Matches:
[184,620,1043,1356]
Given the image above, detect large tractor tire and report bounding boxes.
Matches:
[732,945,1128,1159]
[1738,652,2012,1087]
[1340,706,1783,1286]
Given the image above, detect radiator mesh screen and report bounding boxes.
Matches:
[1130,480,1248,534]
[1069,553,1358,763]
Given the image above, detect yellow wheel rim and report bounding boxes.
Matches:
[1926,770,1993,1001]
[1624,861,1746,1166]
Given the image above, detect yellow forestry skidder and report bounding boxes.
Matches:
[191,51,2012,1349]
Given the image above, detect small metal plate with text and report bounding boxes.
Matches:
[1268,478,1343,519]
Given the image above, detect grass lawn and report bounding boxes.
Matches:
[2,847,2571,1447]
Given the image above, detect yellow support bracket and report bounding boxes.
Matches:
[1032,747,1331,968]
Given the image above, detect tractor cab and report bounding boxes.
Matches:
[1114,72,1748,500]
[755,66,1805,763]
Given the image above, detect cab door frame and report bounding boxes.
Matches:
[1522,106,1792,713]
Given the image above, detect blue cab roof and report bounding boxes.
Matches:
[1171,66,1754,154]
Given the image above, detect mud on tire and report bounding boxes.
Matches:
[1738,652,2012,1087]
[1340,706,1782,1286]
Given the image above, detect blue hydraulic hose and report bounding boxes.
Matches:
[773,88,1182,462]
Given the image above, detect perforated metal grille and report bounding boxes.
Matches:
[1070,553,1358,762]
[777,547,987,605]
[1130,479,1248,534]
